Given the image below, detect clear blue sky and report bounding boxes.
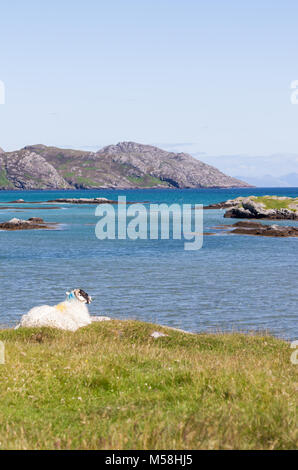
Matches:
[1,0,298,177]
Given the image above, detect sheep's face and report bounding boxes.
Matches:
[68,289,92,304]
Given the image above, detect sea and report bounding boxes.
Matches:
[0,187,297,340]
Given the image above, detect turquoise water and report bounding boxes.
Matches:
[0,188,297,340]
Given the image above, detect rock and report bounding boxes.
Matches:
[8,217,27,225]
[230,221,298,237]
[0,149,71,189]
[224,206,253,218]
[0,217,53,231]
[242,198,276,218]
[232,221,264,228]
[91,316,111,322]
[223,195,298,220]
[47,197,113,204]
[150,331,169,338]
[204,197,245,209]
[28,217,44,223]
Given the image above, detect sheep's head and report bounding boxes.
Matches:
[66,289,92,304]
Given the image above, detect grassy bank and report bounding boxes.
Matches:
[0,321,296,450]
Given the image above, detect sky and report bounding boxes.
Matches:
[1,0,298,180]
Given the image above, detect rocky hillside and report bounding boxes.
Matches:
[0,142,251,189]
[0,149,70,190]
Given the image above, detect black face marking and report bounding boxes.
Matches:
[79,289,90,303]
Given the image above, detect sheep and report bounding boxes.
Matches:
[16,289,93,332]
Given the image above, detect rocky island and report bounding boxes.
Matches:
[0,217,56,230]
[0,142,251,190]
[205,195,298,220]
[7,197,141,205]
[218,220,298,237]
[45,197,114,204]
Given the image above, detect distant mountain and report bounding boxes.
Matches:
[0,142,252,190]
[235,173,298,187]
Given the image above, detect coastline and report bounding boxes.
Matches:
[1,187,298,341]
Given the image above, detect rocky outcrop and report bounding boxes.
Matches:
[212,220,298,237]
[204,197,245,209]
[0,217,55,230]
[230,220,298,237]
[224,197,298,220]
[0,142,251,190]
[205,195,298,220]
[47,197,114,204]
[1,150,71,189]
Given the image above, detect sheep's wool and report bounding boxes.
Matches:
[18,299,92,332]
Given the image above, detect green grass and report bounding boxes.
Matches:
[0,169,13,188]
[127,175,168,187]
[253,196,298,210]
[62,173,99,187]
[0,321,296,450]
[75,176,99,187]
[62,172,76,179]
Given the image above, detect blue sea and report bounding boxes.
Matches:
[0,187,297,340]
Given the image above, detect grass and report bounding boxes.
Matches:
[75,176,100,187]
[253,196,298,210]
[0,169,13,188]
[127,175,168,187]
[0,320,296,450]
[62,173,100,187]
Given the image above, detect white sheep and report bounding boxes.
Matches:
[16,289,93,332]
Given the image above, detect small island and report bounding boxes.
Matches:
[7,197,140,205]
[205,195,298,220]
[0,217,56,230]
[216,220,298,237]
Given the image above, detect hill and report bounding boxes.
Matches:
[0,142,251,190]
